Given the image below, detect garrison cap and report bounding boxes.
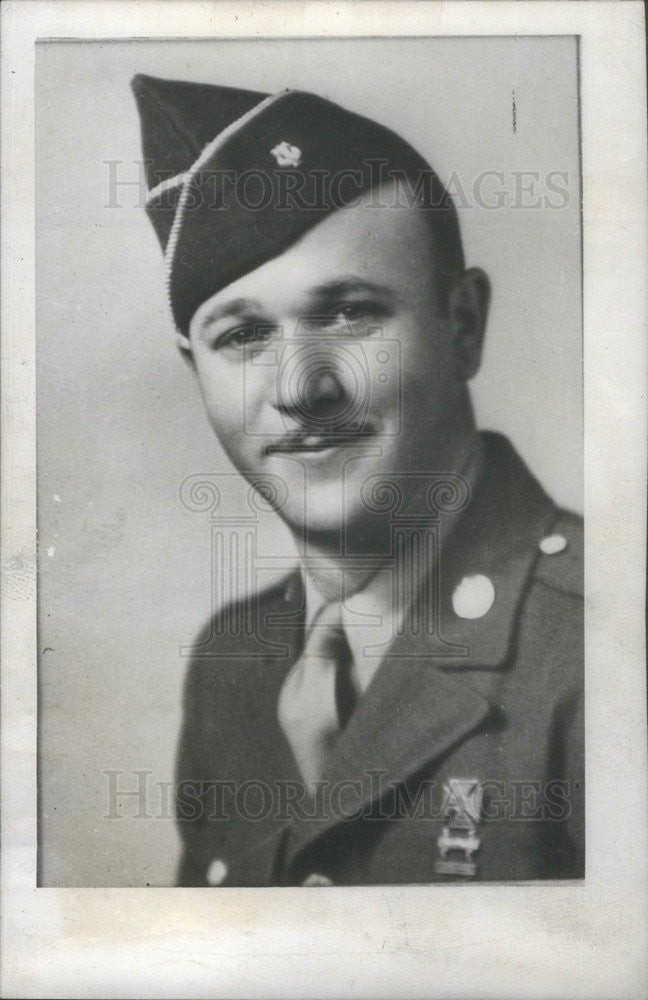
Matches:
[131,73,463,335]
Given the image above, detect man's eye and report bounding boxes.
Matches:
[322,302,383,331]
[221,325,274,349]
[337,303,371,321]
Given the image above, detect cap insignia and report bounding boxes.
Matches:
[271,141,302,167]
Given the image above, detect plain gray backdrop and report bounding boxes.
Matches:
[37,36,582,886]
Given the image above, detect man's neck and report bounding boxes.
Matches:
[292,428,483,603]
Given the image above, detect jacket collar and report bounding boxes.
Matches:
[416,431,556,669]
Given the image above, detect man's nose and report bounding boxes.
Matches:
[274,344,347,425]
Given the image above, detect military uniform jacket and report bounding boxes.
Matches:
[176,433,584,886]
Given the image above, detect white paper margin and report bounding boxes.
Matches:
[1,2,646,998]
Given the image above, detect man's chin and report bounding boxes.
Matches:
[273,494,392,549]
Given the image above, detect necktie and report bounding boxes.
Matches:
[278,602,356,793]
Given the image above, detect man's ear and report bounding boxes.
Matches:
[175,333,196,371]
[448,267,491,382]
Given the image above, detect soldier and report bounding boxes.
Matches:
[132,73,583,886]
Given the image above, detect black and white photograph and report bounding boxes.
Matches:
[2,2,647,997]
[37,33,584,889]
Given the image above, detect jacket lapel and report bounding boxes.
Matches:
[283,646,492,866]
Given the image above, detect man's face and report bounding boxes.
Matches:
[187,189,475,539]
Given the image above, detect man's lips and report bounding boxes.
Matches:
[264,429,374,455]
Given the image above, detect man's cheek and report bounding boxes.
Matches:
[204,404,245,452]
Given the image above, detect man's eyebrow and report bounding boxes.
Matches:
[196,279,398,330]
[197,297,263,328]
[307,278,399,303]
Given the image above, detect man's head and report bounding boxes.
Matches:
[133,76,490,541]
[183,183,488,538]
